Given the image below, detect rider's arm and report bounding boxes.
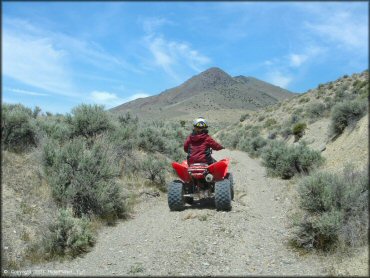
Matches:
[207,136,224,150]
[184,136,191,152]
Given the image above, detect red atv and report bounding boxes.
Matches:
[168,158,234,211]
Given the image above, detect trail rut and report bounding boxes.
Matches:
[25,149,331,276]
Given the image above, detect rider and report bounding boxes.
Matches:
[184,117,224,165]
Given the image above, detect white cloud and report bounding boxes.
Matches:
[89,91,150,108]
[126,93,150,102]
[304,10,368,51]
[3,31,76,97]
[9,16,136,72]
[266,71,292,88]
[91,91,119,102]
[90,91,123,107]
[289,54,308,67]
[288,46,325,67]
[287,46,325,68]
[145,35,211,80]
[3,17,141,99]
[147,36,176,78]
[55,33,137,73]
[141,17,173,33]
[4,87,49,96]
[262,45,325,88]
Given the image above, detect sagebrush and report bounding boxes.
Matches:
[293,166,368,251]
[42,136,127,221]
[261,140,324,179]
[43,209,95,258]
[329,100,367,137]
[2,103,38,152]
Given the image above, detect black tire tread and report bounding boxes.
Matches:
[226,173,234,200]
[168,181,185,211]
[215,179,232,211]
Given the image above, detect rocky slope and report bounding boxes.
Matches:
[213,69,369,275]
[2,151,58,270]
[220,69,368,170]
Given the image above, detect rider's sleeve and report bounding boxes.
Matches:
[207,136,224,150]
[184,136,191,153]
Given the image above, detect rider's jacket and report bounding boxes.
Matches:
[184,130,223,165]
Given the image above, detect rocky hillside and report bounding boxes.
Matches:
[215,69,368,275]
[111,67,295,123]
[217,69,368,171]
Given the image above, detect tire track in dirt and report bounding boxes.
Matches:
[24,149,330,276]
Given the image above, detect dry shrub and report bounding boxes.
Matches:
[293,166,368,251]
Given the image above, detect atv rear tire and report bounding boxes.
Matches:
[184,197,194,204]
[226,173,234,200]
[168,180,185,211]
[215,179,232,211]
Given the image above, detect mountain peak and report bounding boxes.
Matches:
[198,67,232,79]
[111,67,296,122]
[182,67,235,92]
[202,66,228,74]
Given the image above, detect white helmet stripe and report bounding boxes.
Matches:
[193,117,208,127]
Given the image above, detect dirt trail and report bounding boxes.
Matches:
[24,149,331,276]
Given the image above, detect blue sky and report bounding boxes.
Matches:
[2,1,368,114]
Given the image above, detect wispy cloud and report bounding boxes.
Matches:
[147,36,176,78]
[145,34,211,81]
[289,54,308,68]
[266,70,293,88]
[89,90,150,108]
[303,7,368,51]
[3,30,76,97]
[4,87,50,96]
[288,46,325,68]
[90,91,120,103]
[3,17,140,99]
[262,45,326,88]
[139,15,211,81]
[141,17,173,33]
[54,33,139,73]
[126,93,150,102]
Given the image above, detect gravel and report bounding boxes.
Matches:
[19,149,333,276]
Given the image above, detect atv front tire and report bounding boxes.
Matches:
[168,180,185,211]
[215,179,232,211]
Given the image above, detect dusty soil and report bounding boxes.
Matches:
[2,151,58,271]
[13,149,359,276]
[322,115,368,173]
